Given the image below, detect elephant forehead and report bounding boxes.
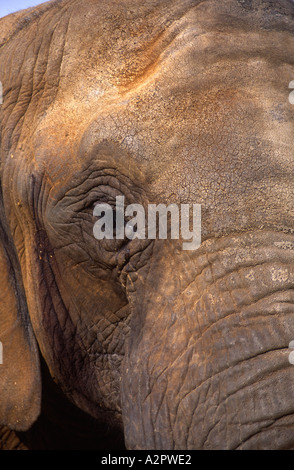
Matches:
[34,24,294,194]
[4,0,294,174]
[33,4,293,148]
[31,0,294,100]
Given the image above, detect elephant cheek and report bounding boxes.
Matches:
[121,233,294,450]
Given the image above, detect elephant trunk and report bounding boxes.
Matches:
[121,230,294,449]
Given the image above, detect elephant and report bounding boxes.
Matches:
[0,0,294,450]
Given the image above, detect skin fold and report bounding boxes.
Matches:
[0,0,294,450]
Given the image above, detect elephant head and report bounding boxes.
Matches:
[1,0,294,450]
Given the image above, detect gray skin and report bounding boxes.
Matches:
[0,0,294,450]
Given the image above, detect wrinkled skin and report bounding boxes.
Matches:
[1,0,294,450]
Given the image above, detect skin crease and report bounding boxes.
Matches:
[0,0,294,450]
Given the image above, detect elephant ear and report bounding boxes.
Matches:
[0,1,62,47]
[0,8,44,433]
[0,196,41,431]
[0,208,41,431]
